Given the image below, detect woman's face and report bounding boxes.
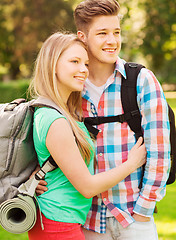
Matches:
[56,42,89,102]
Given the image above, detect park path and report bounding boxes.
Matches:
[164,91,176,99]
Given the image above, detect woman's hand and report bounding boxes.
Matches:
[127,137,147,171]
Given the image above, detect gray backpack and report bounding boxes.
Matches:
[0,97,62,203]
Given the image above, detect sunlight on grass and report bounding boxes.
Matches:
[154,182,176,240]
[0,226,28,240]
[155,221,176,240]
[167,99,176,114]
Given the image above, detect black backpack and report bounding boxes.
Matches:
[84,62,176,185]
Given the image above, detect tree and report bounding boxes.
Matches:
[119,0,176,83]
[138,0,176,83]
[0,0,76,80]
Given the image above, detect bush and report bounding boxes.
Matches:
[0,79,30,103]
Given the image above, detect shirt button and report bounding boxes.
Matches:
[99,153,103,157]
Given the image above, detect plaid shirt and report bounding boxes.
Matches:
[82,57,170,233]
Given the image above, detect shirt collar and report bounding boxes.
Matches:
[82,86,91,101]
[82,57,127,99]
[114,57,127,79]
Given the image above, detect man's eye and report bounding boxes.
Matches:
[114,31,121,35]
[98,32,106,35]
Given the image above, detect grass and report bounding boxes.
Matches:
[0,79,30,103]
[0,97,176,240]
[154,182,176,240]
[167,99,176,111]
[0,228,28,240]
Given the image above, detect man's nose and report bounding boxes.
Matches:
[106,33,116,44]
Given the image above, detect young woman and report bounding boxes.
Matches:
[28,32,146,240]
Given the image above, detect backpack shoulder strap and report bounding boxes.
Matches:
[121,62,145,140]
[31,97,64,115]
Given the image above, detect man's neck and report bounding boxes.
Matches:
[88,61,115,87]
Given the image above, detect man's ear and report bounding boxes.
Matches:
[77,31,87,43]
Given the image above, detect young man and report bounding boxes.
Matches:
[36,0,170,239]
[73,0,170,239]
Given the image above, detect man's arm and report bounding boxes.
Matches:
[35,180,48,195]
[133,68,170,218]
[30,165,48,195]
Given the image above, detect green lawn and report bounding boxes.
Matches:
[167,99,176,112]
[154,182,176,240]
[0,227,28,240]
[0,98,176,240]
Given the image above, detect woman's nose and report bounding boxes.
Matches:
[80,64,89,73]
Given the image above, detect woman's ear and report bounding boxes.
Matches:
[77,31,87,43]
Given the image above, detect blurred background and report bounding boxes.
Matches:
[0,0,175,84]
[0,0,175,239]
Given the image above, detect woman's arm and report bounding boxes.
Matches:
[46,118,146,199]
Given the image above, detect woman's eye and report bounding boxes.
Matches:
[71,60,78,63]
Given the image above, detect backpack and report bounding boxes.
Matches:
[0,97,70,234]
[84,62,176,185]
[0,97,61,204]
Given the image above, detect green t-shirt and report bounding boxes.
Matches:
[33,107,94,225]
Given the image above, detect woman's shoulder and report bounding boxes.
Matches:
[34,107,67,134]
[33,107,69,147]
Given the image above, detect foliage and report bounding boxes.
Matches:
[0,0,175,83]
[0,79,30,103]
[118,0,176,84]
[140,0,176,83]
[0,0,77,80]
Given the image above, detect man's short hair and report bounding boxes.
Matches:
[74,0,120,32]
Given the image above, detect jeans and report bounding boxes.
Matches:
[82,216,158,240]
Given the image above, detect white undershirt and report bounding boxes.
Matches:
[85,75,113,110]
[85,76,114,217]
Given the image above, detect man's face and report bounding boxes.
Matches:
[83,15,121,65]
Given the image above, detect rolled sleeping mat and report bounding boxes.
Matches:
[0,194,37,234]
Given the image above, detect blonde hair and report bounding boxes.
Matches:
[29,32,93,163]
[74,0,120,32]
